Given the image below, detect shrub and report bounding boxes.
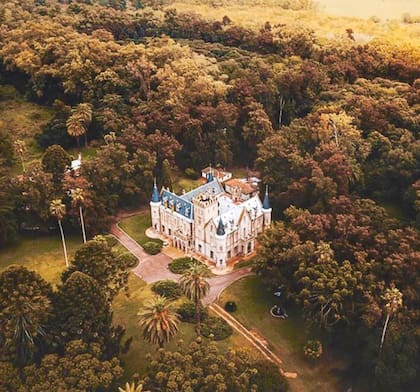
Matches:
[152,280,181,300]
[177,301,208,323]
[224,301,237,312]
[251,360,289,392]
[201,316,233,341]
[103,234,118,248]
[169,257,200,274]
[303,340,323,360]
[118,252,138,268]
[143,241,162,255]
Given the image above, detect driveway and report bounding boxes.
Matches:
[110,223,253,303]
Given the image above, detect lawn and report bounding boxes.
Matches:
[0,234,83,286]
[219,275,347,392]
[113,274,255,379]
[119,213,162,247]
[0,93,54,172]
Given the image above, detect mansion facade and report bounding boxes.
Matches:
[150,173,272,269]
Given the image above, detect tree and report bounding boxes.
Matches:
[70,188,87,243]
[66,113,84,148]
[62,238,128,301]
[180,263,210,336]
[41,144,71,190]
[49,199,69,267]
[379,284,403,351]
[0,266,52,367]
[0,174,18,247]
[161,158,173,189]
[66,103,93,148]
[118,382,148,392]
[138,296,179,348]
[21,340,123,392]
[50,272,113,349]
[140,338,285,392]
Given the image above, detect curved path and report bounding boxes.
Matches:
[110,221,297,377]
[110,223,253,304]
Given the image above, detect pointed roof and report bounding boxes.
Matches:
[262,185,271,210]
[216,217,225,236]
[151,178,160,203]
[207,164,214,182]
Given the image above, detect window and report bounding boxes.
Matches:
[162,225,165,233]
[247,242,252,253]
[227,251,231,259]
[168,228,171,236]
[210,250,214,259]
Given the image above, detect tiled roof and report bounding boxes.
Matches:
[161,190,193,220]
[224,178,256,194]
[181,179,224,202]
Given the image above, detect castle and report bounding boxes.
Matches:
[149,170,272,269]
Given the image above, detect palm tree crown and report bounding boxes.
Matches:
[49,199,66,221]
[180,263,210,335]
[180,263,210,304]
[138,295,179,348]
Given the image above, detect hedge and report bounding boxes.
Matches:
[143,241,162,255]
[152,280,182,300]
[201,316,233,341]
[176,301,208,323]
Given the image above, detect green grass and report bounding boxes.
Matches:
[0,234,83,286]
[219,275,346,392]
[0,95,54,173]
[113,274,258,379]
[119,213,162,247]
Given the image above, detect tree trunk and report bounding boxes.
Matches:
[76,136,80,148]
[195,299,201,336]
[278,95,285,129]
[58,219,69,267]
[79,206,87,243]
[380,313,391,351]
[84,132,88,147]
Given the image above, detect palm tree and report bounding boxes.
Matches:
[49,199,69,267]
[380,284,403,351]
[70,188,87,243]
[118,382,148,392]
[180,263,210,336]
[74,103,93,147]
[138,296,179,348]
[66,114,84,148]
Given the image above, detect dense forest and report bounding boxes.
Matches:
[0,0,419,391]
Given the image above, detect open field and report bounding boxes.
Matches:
[169,0,420,45]
[219,275,347,392]
[0,234,83,286]
[0,96,53,172]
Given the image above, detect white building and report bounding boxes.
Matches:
[150,173,272,269]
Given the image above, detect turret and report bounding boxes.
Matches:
[207,164,214,183]
[262,185,272,228]
[215,217,227,269]
[150,178,161,231]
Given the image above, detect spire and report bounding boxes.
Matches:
[262,185,271,210]
[216,217,225,236]
[151,178,160,203]
[207,163,214,183]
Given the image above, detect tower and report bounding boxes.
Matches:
[215,217,227,269]
[150,178,161,231]
[192,190,218,256]
[262,185,272,228]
